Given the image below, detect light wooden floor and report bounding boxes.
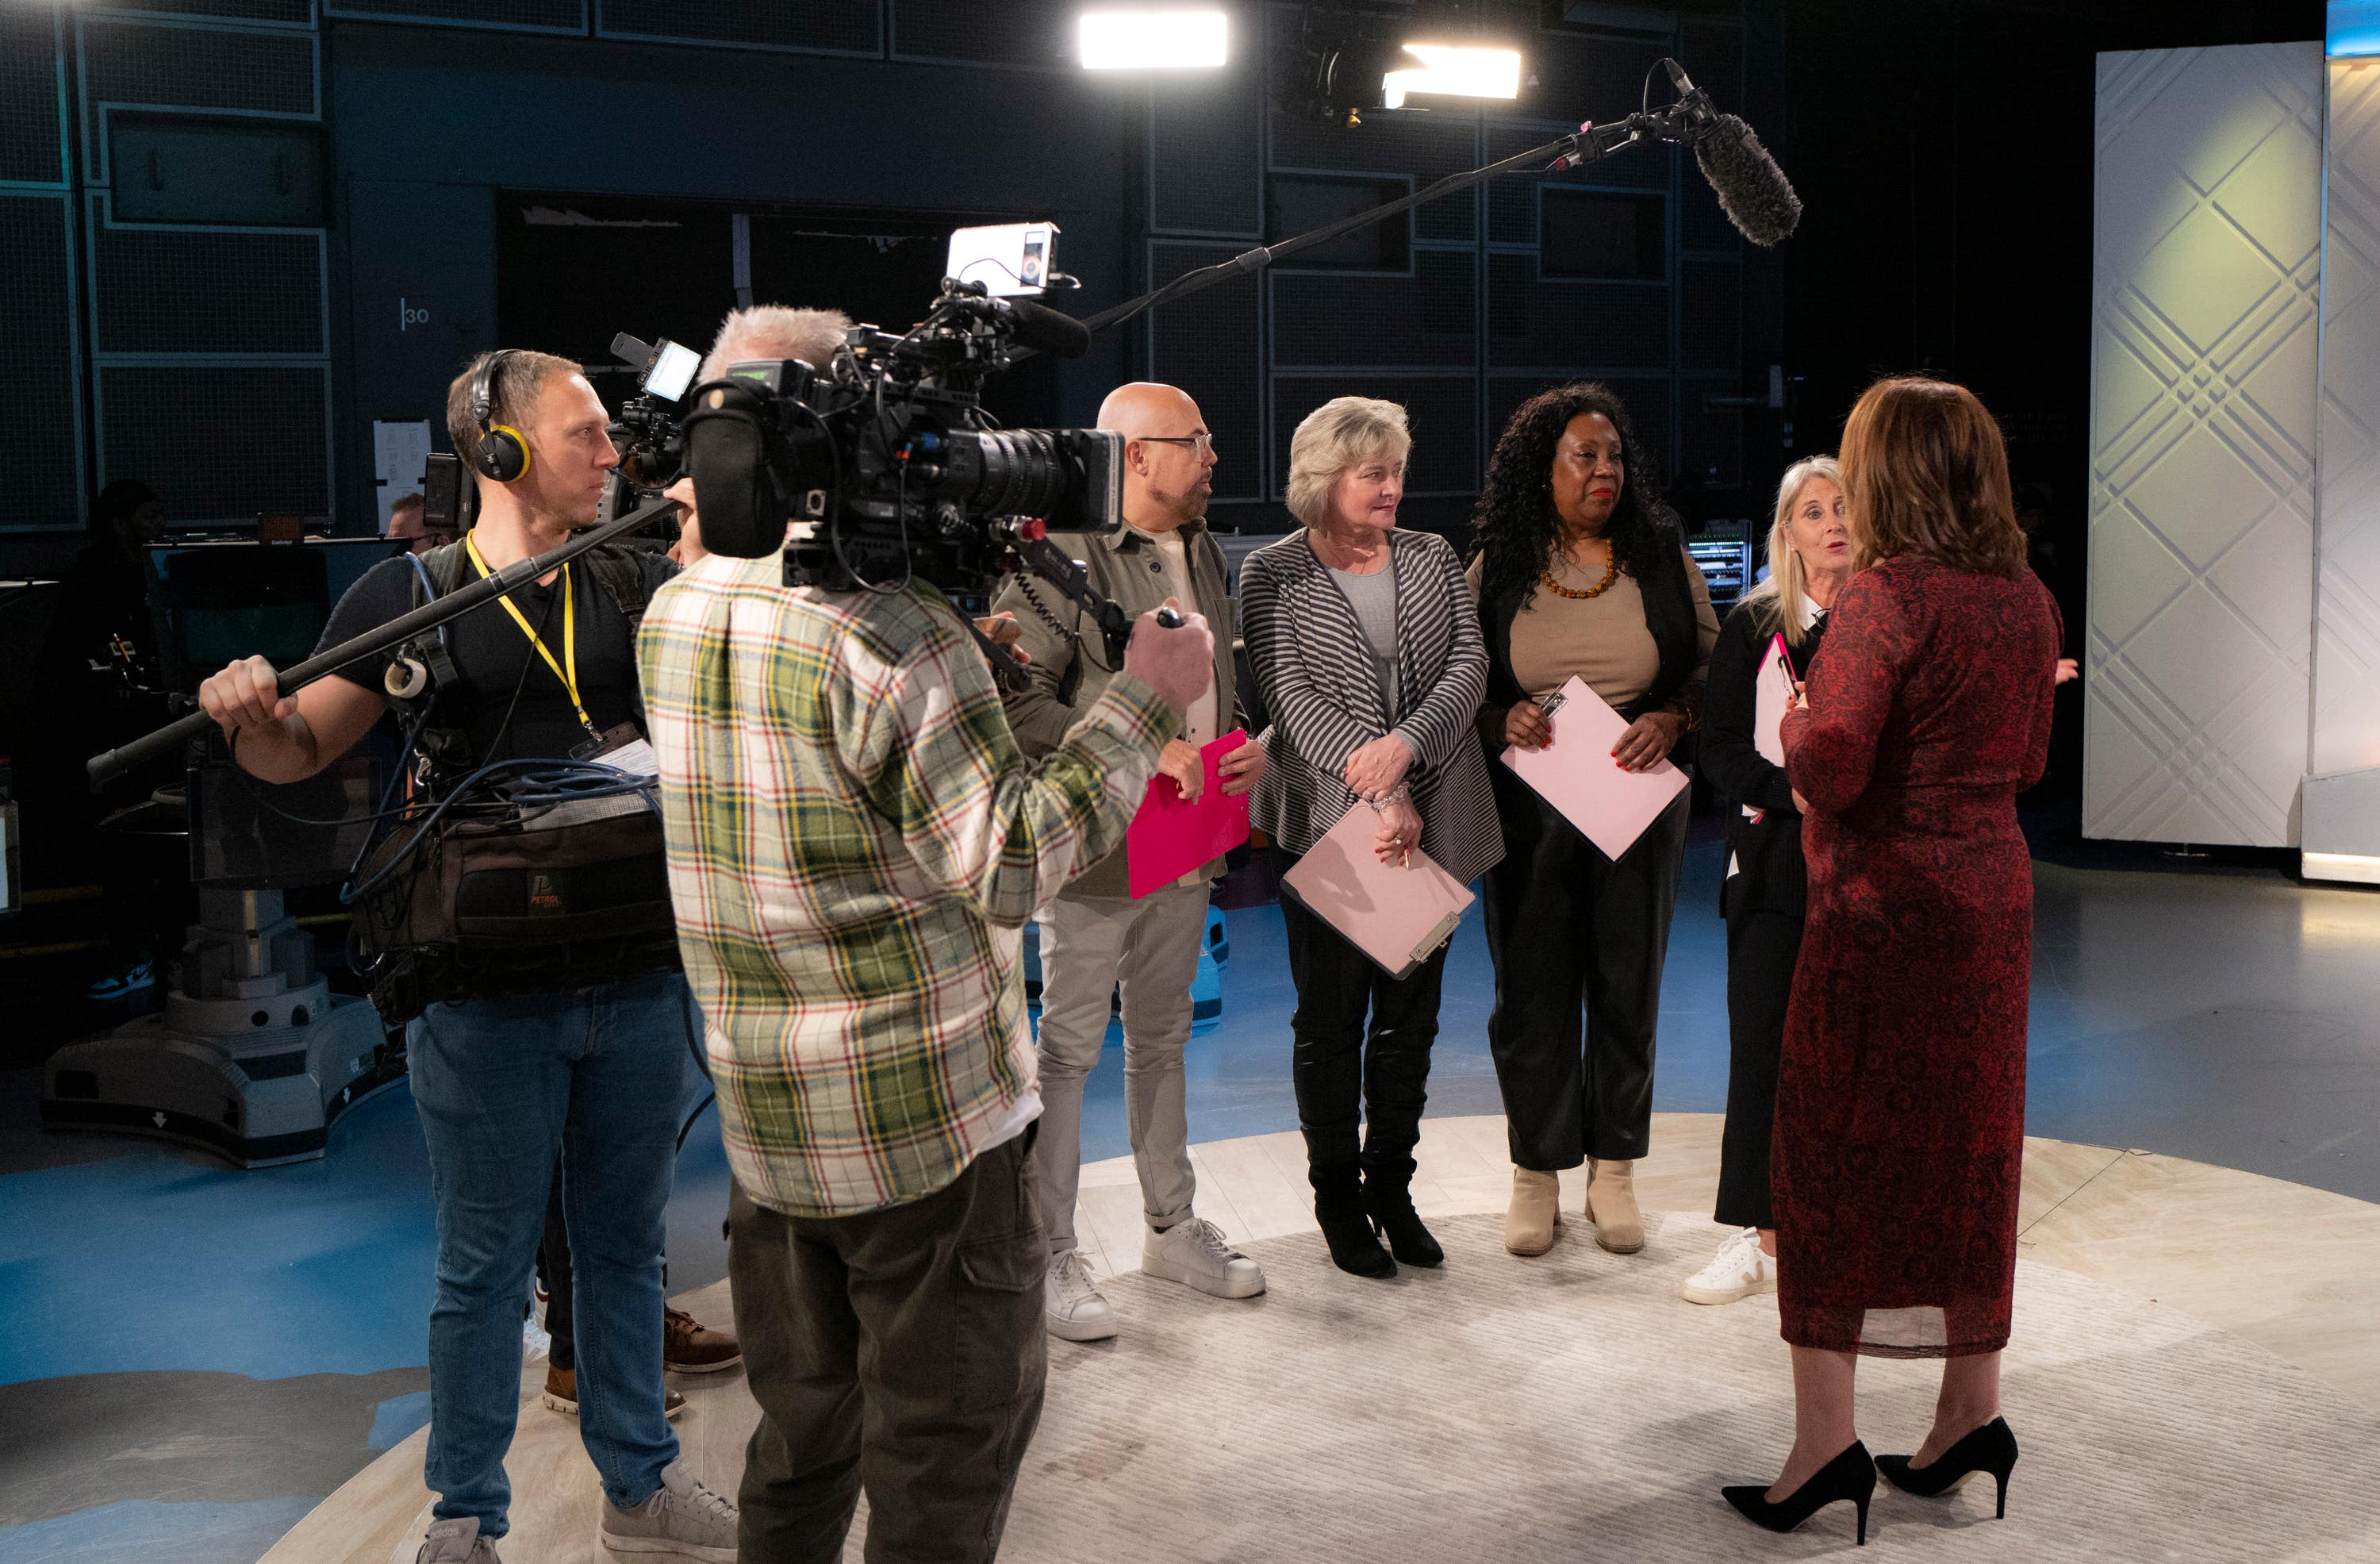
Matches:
[262,1111,2380,1564]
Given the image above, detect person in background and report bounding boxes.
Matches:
[1724,377,2060,1543]
[1465,382,1718,1261]
[1679,455,1846,1308]
[388,491,454,555]
[991,382,1268,1342]
[1242,396,1499,1280]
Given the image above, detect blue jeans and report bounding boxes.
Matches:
[409,971,697,1537]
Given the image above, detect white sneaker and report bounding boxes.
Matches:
[1141,1216,1266,1300]
[599,1458,736,1562]
[1045,1249,1117,1341]
[1679,1227,1777,1306]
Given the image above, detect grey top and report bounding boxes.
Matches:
[1330,556,1400,712]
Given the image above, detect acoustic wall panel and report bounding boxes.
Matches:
[2313,58,2380,778]
[1485,372,1672,486]
[1270,248,1475,370]
[78,17,317,180]
[1,6,67,188]
[892,0,1072,69]
[2087,44,2323,847]
[322,0,582,33]
[596,0,878,55]
[88,206,325,355]
[2,191,83,530]
[1273,375,1476,496]
[93,0,314,23]
[96,363,331,522]
[1150,241,1265,504]
[1150,14,1263,239]
[1485,250,1669,369]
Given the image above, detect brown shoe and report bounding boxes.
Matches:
[663,1307,743,1374]
[543,1363,685,1420]
[1586,1158,1645,1254]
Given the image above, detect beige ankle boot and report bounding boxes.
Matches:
[1586,1158,1645,1253]
[1504,1167,1561,1255]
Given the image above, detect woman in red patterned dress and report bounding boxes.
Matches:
[1722,379,2062,1544]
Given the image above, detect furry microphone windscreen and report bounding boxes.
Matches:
[1694,113,1803,248]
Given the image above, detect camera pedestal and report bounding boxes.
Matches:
[41,888,404,1168]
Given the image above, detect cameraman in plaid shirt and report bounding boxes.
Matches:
[639,497,1212,1560]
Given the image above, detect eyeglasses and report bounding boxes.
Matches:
[1137,432,1215,455]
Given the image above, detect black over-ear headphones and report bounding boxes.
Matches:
[468,349,531,484]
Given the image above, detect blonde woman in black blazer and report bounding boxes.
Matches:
[1244,396,1500,1280]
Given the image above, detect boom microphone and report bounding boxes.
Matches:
[1693,113,1802,248]
[1658,61,1802,248]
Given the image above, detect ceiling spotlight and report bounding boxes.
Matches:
[1382,44,1520,109]
[1078,8,1229,70]
[1278,7,1522,126]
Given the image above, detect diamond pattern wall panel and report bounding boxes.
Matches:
[1150,241,1265,504]
[0,192,82,530]
[2314,59,2380,778]
[2087,43,2322,847]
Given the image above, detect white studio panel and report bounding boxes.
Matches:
[2088,43,2324,847]
[2314,58,2380,781]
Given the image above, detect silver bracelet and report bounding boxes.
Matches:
[1364,783,1412,813]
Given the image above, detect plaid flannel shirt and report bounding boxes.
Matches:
[638,553,1173,1218]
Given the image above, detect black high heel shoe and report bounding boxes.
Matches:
[1876,1416,2018,1519]
[1312,1185,1396,1278]
[1722,1442,1877,1545]
[1361,1185,1445,1268]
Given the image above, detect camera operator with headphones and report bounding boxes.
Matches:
[197,350,736,1564]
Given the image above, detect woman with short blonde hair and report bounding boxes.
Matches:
[1243,396,1500,1280]
[1285,397,1414,528]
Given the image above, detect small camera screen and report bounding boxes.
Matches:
[644,340,701,402]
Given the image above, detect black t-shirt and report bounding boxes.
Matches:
[313,549,678,767]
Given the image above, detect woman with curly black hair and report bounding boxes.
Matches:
[1464,382,1718,1259]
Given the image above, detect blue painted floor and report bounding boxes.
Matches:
[5,835,2378,1564]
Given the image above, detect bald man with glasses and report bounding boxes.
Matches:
[992,382,1267,1341]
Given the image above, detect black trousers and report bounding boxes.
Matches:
[1278,882,1449,1194]
[1716,909,1803,1231]
[1482,778,1690,1169]
[729,1127,1045,1564]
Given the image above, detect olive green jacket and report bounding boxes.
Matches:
[990,520,1240,899]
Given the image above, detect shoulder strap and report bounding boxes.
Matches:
[582,544,655,638]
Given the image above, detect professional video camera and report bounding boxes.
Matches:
[682,231,1120,620]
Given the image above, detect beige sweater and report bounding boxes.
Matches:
[1464,546,1719,709]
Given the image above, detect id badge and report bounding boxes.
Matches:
[573,721,659,778]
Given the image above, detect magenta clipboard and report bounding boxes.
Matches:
[1277,802,1473,978]
[1126,728,1253,898]
[1501,675,1689,860]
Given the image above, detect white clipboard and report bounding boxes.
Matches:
[1501,675,1688,860]
[1278,803,1474,979]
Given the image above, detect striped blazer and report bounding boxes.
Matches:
[1242,528,1504,886]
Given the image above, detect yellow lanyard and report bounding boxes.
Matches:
[463,531,597,738]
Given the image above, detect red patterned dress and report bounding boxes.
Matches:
[1775,556,2060,1358]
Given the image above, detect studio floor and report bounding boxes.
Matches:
[4,833,2379,1564]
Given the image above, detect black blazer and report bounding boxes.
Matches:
[1476,525,1706,759]
[1703,598,1829,922]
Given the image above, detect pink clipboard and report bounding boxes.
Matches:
[1755,632,1797,768]
[1126,729,1253,898]
[1501,675,1689,860]
[1277,802,1474,979]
